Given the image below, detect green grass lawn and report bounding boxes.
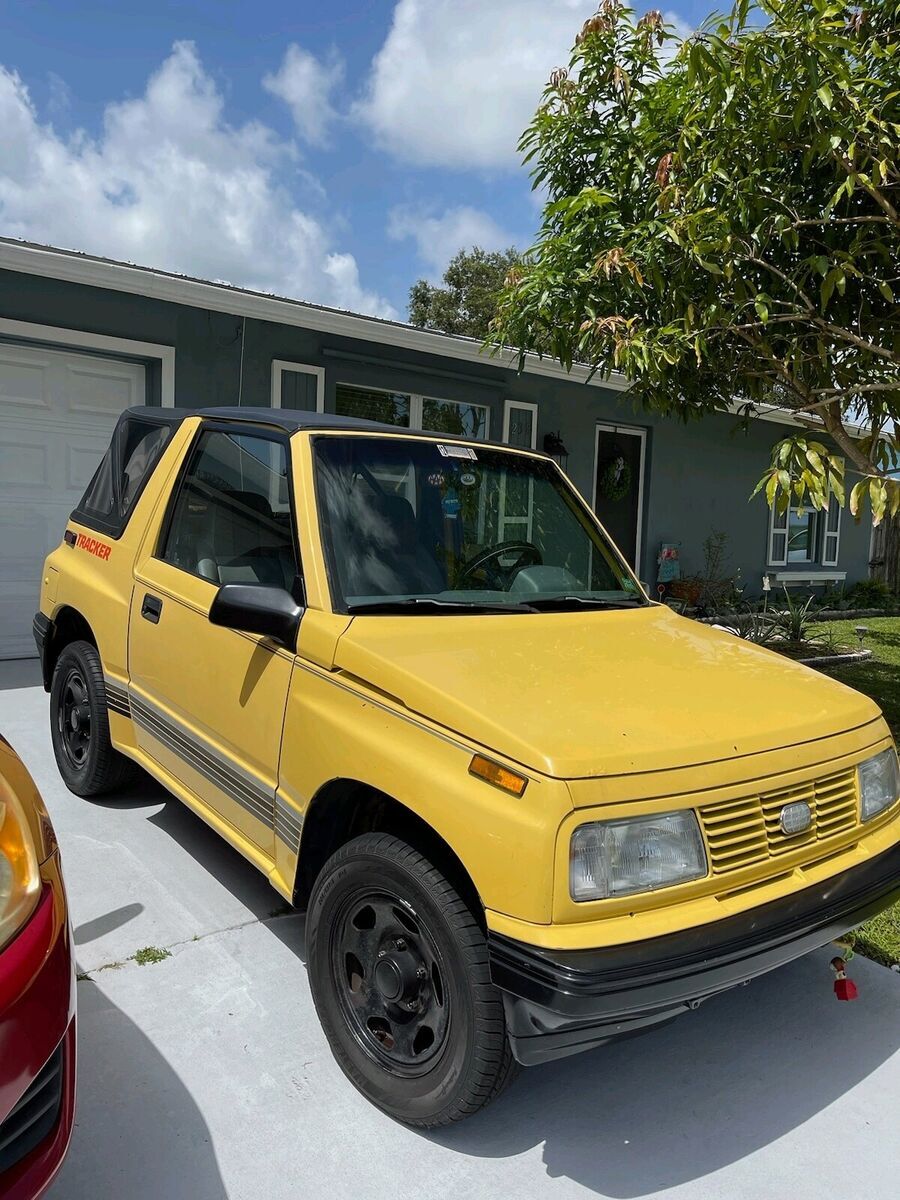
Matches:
[814,616,900,967]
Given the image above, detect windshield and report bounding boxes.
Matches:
[313,435,646,613]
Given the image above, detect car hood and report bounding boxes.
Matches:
[333,605,880,779]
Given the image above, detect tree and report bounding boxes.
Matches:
[410,246,521,339]
[492,0,900,528]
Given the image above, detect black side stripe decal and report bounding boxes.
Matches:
[131,695,274,827]
[112,684,303,853]
[104,678,131,718]
[275,795,302,853]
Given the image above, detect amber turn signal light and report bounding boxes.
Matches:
[468,755,528,796]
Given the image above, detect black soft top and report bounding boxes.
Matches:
[119,405,551,458]
[122,405,397,436]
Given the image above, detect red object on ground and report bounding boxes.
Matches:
[0,855,76,1200]
[834,976,859,1001]
[830,955,859,1002]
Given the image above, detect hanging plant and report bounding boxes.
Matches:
[598,455,631,502]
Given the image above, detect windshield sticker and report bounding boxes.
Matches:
[426,472,446,487]
[459,471,477,487]
[441,494,461,517]
[437,444,477,460]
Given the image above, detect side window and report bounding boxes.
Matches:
[76,418,172,533]
[160,429,298,591]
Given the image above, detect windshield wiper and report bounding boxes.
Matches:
[347,597,538,615]
[526,595,646,612]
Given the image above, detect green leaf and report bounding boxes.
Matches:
[817,84,834,110]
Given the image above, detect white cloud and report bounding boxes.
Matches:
[263,43,343,146]
[388,204,519,279]
[356,0,598,170]
[0,43,395,317]
[663,10,694,42]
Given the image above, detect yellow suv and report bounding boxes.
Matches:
[35,406,900,1126]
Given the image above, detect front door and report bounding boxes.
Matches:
[593,424,646,572]
[128,424,299,854]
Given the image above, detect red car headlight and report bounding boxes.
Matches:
[0,790,41,953]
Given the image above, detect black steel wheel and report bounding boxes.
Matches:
[50,640,138,797]
[58,664,92,770]
[331,889,452,1075]
[307,832,518,1127]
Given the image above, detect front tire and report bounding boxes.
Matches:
[50,640,138,796]
[307,832,517,1127]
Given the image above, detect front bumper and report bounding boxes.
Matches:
[0,856,76,1199]
[491,840,900,1066]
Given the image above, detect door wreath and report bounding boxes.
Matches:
[598,455,631,502]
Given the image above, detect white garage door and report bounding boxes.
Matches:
[0,342,146,659]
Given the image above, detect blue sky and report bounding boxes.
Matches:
[1,1,702,320]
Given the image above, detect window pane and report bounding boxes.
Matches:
[336,384,410,426]
[826,494,840,533]
[161,430,296,589]
[421,397,488,440]
[771,532,787,562]
[507,405,534,449]
[281,368,318,411]
[79,418,171,520]
[787,509,815,562]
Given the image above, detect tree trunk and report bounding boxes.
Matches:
[870,511,900,594]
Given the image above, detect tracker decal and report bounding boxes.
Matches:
[75,533,112,560]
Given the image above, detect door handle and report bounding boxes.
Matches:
[141,594,163,624]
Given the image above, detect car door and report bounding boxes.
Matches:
[128,422,300,856]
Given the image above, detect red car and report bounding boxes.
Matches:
[0,733,75,1199]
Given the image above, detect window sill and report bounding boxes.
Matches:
[770,568,846,583]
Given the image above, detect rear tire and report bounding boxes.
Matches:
[50,640,138,796]
[307,832,518,1127]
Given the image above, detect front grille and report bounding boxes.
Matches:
[699,767,859,876]
[0,1043,64,1175]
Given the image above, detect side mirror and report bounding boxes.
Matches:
[208,583,302,648]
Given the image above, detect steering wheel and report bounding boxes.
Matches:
[457,541,542,590]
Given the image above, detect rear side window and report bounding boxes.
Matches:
[159,428,298,592]
[74,418,172,537]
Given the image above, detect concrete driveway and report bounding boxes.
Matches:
[3,659,899,1200]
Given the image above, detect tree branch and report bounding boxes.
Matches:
[821,402,879,477]
[835,154,900,227]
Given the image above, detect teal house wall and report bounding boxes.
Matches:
[0,252,873,597]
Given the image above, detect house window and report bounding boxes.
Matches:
[768,497,841,566]
[271,361,324,411]
[335,384,489,438]
[421,396,489,439]
[503,400,538,450]
[335,384,411,426]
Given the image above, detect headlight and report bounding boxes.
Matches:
[858,748,900,823]
[570,810,707,902]
[0,793,41,952]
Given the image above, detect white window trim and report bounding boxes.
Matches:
[767,498,841,568]
[822,495,842,567]
[335,382,490,438]
[591,423,647,573]
[775,570,846,585]
[768,502,789,567]
[0,316,175,405]
[271,360,325,411]
[502,399,538,449]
